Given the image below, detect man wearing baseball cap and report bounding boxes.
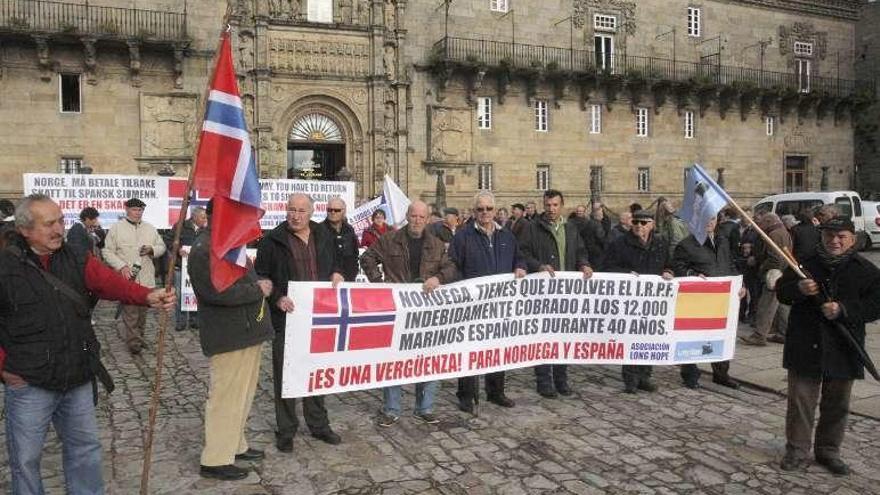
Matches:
[776,215,880,475]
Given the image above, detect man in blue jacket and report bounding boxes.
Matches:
[449,191,526,413]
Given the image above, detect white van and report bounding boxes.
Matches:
[753,191,869,248]
[862,200,880,247]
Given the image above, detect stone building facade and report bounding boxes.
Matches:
[0,0,872,211]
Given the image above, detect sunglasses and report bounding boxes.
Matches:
[327,208,343,213]
[632,219,653,225]
[475,206,495,213]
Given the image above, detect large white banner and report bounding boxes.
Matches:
[282,273,742,398]
[23,173,355,229]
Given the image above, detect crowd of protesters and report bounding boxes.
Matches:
[0,188,877,491]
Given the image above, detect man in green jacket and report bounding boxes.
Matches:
[188,201,274,481]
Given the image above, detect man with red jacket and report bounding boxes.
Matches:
[0,194,175,495]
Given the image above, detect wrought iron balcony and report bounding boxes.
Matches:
[0,0,187,43]
[433,37,874,99]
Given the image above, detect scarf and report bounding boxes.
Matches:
[816,242,856,268]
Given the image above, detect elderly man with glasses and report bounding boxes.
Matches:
[448,191,527,413]
[320,197,360,282]
[601,209,674,394]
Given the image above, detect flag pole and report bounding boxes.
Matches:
[139,10,232,494]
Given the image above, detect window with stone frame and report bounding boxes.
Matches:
[59,74,81,113]
[637,167,651,192]
[589,104,602,134]
[535,99,549,132]
[59,157,83,174]
[766,116,775,136]
[536,164,550,190]
[490,0,509,13]
[307,0,333,23]
[589,166,604,194]
[687,7,701,37]
[478,163,494,190]
[684,110,695,139]
[477,97,492,130]
[796,58,811,93]
[636,107,649,136]
[793,41,813,57]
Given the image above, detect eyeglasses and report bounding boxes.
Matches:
[475,206,495,213]
[327,208,343,213]
[287,208,310,215]
[632,219,653,225]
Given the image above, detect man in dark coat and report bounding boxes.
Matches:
[171,206,207,331]
[66,206,105,256]
[429,207,459,245]
[672,216,742,389]
[320,197,359,281]
[602,210,674,393]
[507,203,529,239]
[254,193,345,453]
[188,202,274,481]
[790,207,820,261]
[776,216,880,475]
[519,189,593,398]
[449,191,526,413]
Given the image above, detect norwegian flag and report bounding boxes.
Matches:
[310,288,396,353]
[192,31,264,291]
[168,178,210,226]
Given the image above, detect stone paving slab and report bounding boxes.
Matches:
[1,302,879,494]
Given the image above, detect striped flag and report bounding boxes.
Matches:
[674,280,732,330]
[680,164,730,245]
[193,31,264,291]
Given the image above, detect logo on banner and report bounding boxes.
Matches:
[168,178,211,225]
[310,288,396,353]
[674,340,725,361]
[673,280,731,330]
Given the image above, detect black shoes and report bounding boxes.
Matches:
[815,456,850,476]
[234,448,264,462]
[683,381,701,389]
[779,453,808,471]
[637,379,658,392]
[311,430,342,445]
[623,383,638,394]
[713,377,741,389]
[275,437,293,453]
[537,388,558,399]
[556,384,573,396]
[487,395,515,408]
[200,464,248,481]
[458,401,474,414]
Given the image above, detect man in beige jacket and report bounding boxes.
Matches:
[103,198,166,354]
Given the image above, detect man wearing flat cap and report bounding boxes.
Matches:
[103,198,166,354]
[776,216,880,476]
[430,207,459,245]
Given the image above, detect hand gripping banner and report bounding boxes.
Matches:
[282,272,742,398]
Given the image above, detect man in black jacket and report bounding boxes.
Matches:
[519,189,593,398]
[188,203,274,481]
[602,210,674,393]
[255,193,345,453]
[776,216,880,476]
[66,206,105,256]
[320,197,359,281]
[672,216,742,389]
[173,206,207,331]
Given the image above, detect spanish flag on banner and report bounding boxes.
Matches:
[674,281,731,330]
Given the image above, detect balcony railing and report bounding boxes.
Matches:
[434,37,874,98]
[0,0,187,42]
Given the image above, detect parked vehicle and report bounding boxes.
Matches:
[862,200,880,248]
[754,191,870,249]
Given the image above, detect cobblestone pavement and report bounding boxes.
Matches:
[2,301,880,495]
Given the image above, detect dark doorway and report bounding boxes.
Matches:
[784,155,808,192]
[287,143,345,180]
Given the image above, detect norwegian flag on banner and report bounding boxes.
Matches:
[310,288,396,353]
[192,31,264,291]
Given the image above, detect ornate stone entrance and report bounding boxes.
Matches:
[287,113,346,180]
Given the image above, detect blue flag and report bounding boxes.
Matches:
[680,164,731,244]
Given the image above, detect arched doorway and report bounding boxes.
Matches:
[287,113,345,180]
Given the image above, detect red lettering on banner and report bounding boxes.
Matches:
[468,348,500,370]
[374,353,463,382]
[572,341,625,360]
[307,368,335,393]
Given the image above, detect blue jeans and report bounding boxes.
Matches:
[5,381,103,495]
[382,381,437,417]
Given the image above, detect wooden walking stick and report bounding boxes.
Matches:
[139,12,232,494]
